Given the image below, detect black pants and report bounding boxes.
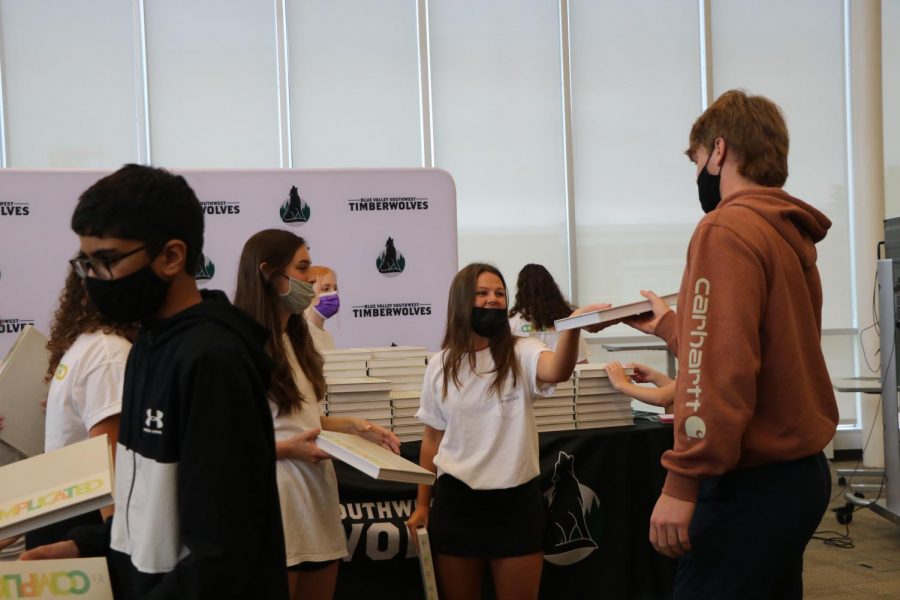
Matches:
[674,452,830,600]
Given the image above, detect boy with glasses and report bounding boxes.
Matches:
[23,164,289,599]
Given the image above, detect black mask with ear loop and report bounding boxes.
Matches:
[471,307,509,338]
[697,150,724,213]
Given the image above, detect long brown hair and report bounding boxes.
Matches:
[440,263,520,399]
[45,267,139,382]
[509,263,575,331]
[233,229,325,417]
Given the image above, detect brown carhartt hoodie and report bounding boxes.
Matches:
[655,187,839,502]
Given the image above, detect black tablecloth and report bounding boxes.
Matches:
[334,422,676,600]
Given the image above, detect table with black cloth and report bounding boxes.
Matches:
[333,422,676,600]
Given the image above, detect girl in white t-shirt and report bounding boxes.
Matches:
[406,263,607,600]
[303,265,339,351]
[234,229,400,600]
[508,263,590,363]
[28,267,137,549]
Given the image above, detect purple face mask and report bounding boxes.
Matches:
[313,291,340,319]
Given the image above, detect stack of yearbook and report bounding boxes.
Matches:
[321,348,371,379]
[390,390,425,442]
[324,377,393,430]
[534,377,576,433]
[573,364,635,429]
[365,346,428,392]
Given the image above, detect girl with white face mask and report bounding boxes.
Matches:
[305,266,339,351]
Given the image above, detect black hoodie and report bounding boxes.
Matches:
[72,290,288,599]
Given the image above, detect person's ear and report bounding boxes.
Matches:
[713,137,728,170]
[259,261,275,282]
[154,240,188,277]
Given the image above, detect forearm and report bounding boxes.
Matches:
[539,330,580,383]
[320,415,357,433]
[416,427,441,509]
[615,381,670,407]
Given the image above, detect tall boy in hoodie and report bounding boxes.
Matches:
[630,90,838,598]
[22,165,289,599]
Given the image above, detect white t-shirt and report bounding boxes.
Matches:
[304,308,336,351]
[272,334,346,566]
[416,337,554,489]
[509,313,590,362]
[44,331,131,453]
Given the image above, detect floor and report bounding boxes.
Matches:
[803,460,900,599]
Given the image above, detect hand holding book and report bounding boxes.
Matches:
[350,419,401,454]
[277,428,332,463]
[624,290,674,335]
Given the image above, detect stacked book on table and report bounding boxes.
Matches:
[391,390,425,442]
[534,378,576,433]
[321,348,371,379]
[573,364,635,429]
[323,376,393,429]
[366,347,429,439]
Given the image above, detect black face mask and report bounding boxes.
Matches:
[471,307,509,338]
[85,264,172,323]
[697,153,723,213]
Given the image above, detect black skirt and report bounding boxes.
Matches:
[428,474,549,558]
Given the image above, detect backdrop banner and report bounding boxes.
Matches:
[0,168,457,355]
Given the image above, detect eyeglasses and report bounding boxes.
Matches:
[70,246,147,280]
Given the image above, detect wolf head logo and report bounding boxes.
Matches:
[280,185,311,223]
[376,237,405,274]
[544,451,601,566]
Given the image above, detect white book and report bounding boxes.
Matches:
[321,349,373,362]
[0,435,114,539]
[324,369,369,379]
[392,416,421,427]
[577,418,634,429]
[367,358,427,368]
[391,398,421,410]
[322,400,392,413]
[368,366,427,377]
[326,408,393,421]
[0,325,50,457]
[325,377,392,393]
[315,430,435,485]
[0,557,114,599]
[535,414,575,425]
[554,379,575,390]
[323,360,368,371]
[391,381,425,392]
[575,380,618,391]
[575,392,633,403]
[576,408,634,419]
[367,346,429,359]
[392,424,426,435]
[415,528,439,600]
[574,401,633,412]
[574,364,635,379]
[398,433,423,442]
[393,406,419,418]
[554,293,678,331]
[532,398,575,408]
[533,406,574,417]
[538,422,576,433]
[378,374,426,384]
[326,391,392,404]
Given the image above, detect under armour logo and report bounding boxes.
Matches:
[145,409,164,430]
